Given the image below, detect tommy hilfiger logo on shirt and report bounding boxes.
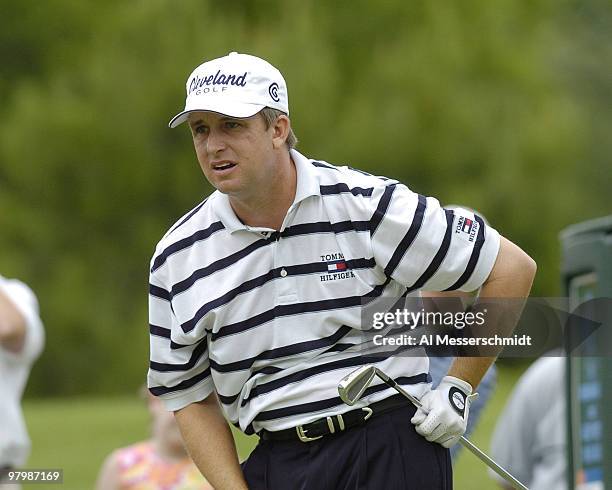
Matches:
[327,259,347,273]
[320,253,355,282]
[455,216,478,243]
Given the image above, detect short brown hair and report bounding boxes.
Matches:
[260,107,298,149]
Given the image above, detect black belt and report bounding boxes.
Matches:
[260,394,411,443]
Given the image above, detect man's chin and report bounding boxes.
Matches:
[212,180,241,195]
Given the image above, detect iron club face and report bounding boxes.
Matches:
[337,365,376,405]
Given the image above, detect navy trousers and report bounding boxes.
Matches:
[242,403,452,489]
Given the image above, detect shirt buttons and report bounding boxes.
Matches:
[280,268,288,277]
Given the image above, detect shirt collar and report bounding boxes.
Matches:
[291,148,320,204]
[213,149,320,233]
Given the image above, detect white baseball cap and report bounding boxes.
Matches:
[168,52,289,128]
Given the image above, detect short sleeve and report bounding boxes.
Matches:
[0,278,45,362]
[147,267,215,411]
[369,184,500,292]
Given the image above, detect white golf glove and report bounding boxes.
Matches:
[410,376,477,448]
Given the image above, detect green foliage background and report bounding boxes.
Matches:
[0,0,610,396]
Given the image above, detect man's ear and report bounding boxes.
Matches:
[271,115,290,149]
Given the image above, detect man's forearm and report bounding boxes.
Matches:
[448,236,537,388]
[175,395,248,490]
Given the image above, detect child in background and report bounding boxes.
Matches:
[96,388,213,490]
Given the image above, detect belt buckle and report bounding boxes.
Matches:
[296,425,323,442]
[296,410,368,442]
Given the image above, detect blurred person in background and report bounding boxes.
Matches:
[489,354,566,489]
[96,387,213,490]
[0,274,44,488]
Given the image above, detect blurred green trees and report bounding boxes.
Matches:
[0,0,609,396]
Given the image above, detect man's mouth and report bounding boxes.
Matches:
[212,162,237,171]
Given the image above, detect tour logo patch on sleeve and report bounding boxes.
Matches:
[455,215,479,243]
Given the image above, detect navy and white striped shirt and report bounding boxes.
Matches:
[147,149,500,434]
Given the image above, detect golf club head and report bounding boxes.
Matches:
[338,365,376,405]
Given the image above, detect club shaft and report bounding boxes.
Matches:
[375,369,529,490]
[458,437,528,490]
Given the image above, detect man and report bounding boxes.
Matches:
[148,52,536,489]
[0,275,44,486]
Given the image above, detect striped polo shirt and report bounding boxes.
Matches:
[147,149,500,434]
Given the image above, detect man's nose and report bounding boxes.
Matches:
[206,128,227,155]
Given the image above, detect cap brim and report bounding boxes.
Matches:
[168,100,266,128]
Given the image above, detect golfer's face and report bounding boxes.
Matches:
[188,111,275,199]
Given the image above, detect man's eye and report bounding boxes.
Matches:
[194,125,208,134]
[225,121,240,129]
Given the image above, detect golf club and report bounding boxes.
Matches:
[338,365,529,490]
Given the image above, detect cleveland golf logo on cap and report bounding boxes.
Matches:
[188,70,248,95]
